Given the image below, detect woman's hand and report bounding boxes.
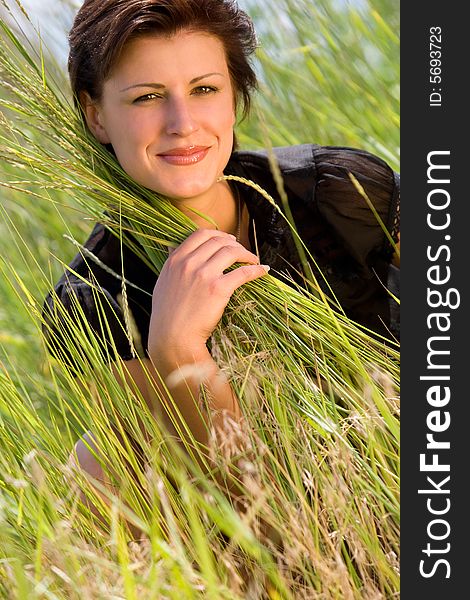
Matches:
[147,229,269,362]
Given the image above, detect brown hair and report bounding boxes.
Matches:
[68,0,258,119]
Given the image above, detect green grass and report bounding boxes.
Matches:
[0,0,399,597]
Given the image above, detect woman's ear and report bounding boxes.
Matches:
[79,91,111,144]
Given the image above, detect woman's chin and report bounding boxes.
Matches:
[152,182,215,203]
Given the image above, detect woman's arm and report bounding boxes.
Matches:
[68,350,243,540]
[143,228,269,446]
[69,228,269,531]
[111,352,239,462]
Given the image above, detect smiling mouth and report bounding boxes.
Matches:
[157,145,210,165]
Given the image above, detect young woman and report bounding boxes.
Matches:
[43,0,400,523]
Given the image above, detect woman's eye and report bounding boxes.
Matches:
[192,86,218,95]
[133,93,161,103]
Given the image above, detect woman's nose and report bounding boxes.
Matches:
[164,97,199,137]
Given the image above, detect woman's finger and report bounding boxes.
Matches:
[172,229,236,258]
[221,264,270,295]
[203,243,260,273]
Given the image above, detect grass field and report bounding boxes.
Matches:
[0,0,399,597]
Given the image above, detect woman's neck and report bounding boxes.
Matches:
[171,181,242,240]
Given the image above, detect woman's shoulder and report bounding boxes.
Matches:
[47,222,155,298]
[42,222,155,370]
[230,143,398,179]
[50,222,125,288]
[230,143,317,174]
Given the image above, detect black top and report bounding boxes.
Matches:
[42,144,400,368]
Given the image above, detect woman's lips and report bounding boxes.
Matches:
[157,146,210,166]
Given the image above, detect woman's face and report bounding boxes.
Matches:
[84,31,236,203]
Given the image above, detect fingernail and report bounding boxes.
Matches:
[260,264,270,272]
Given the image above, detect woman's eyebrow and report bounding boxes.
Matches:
[119,72,224,92]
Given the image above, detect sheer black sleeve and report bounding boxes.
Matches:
[42,223,154,372]
[312,145,400,338]
[313,145,399,270]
